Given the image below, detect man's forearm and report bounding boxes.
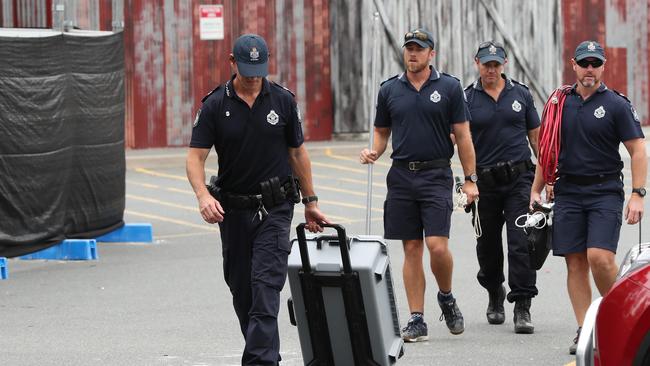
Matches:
[289,146,316,197]
[528,129,540,159]
[531,165,545,194]
[630,147,648,190]
[456,133,476,175]
[186,152,210,198]
[372,128,390,158]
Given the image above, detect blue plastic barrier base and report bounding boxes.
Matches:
[95,223,153,243]
[19,239,98,260]
[0,257,7,279]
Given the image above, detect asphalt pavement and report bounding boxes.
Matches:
[2,138,649,366]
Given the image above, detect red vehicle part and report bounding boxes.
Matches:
[594,265,650,366]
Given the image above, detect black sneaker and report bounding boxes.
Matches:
[569,327,582,355]
[401,315,428,342]
[487,285,506,325]
[513,298,534,334]
[438,298,464,335]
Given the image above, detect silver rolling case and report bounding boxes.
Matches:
[287,223,404,365]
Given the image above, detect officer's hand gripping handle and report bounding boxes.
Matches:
[296,223,352,274]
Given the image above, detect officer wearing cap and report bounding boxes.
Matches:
[360,28,478,341]
[464,41,540,334]
[530,40,647,354]
[186,33,328,365]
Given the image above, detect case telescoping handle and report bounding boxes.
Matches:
[296,223,352,274]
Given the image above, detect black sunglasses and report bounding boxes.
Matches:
[404,30,430,43]
[477,41,507,57]
[576,58,604,68]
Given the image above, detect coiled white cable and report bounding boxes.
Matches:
[515,210,552,234]
[454,190,482,238]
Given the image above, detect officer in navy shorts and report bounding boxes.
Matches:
[464,41,539,334]
[186,34,328,365]
[360,28,479,342]
[530,40,647,354]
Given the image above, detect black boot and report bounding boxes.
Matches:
[513,298,534,334]
[486,285,506,324]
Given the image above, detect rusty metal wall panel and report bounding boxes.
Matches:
[188,0,333,145]
[0,0,336,146]
[123,0,167,148]
[163,0,193,146]
[562,0,648,125]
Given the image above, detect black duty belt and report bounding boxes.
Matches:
[220,192,263,209]
[477,159,534,187]
[478,159,533,179]
[219,178,296,210]
[562,173,620,186]
[393,159,450,171]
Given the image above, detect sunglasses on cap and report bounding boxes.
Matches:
[477,41,507,57]
[404,30,430,43]
[576,58,604,68]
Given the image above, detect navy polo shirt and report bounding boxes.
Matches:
[374,66,470,161]
[558,83,644,176]
[466,74,540,167]
[189,75,304,194]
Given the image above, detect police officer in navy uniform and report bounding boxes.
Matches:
[186,34,328,365]
[464,41,540,334]
[360,29,478,342]
[530,40,647,354]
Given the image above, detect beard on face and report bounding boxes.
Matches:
[406,60,428,73]
[579,75,597,88]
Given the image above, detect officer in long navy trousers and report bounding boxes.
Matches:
[531,40,646,354]
[465,41,540,334]
[186,34,328,365]
[360,28,478,342]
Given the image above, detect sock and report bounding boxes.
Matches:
[438,290,454,303]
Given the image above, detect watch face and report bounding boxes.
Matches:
[471,173,478,182]
[640,188,647,196]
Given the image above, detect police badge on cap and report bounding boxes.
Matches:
[233,34,269,77]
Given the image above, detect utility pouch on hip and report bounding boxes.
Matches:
[260,176,284,208]
[285,175,301,204]
[206,175,221,199]
[478,169,496,187]
[493,162,511,185]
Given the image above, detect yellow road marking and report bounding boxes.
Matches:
[320,199,383,213]
[311,174,386,189]
[324,147,392,167]
[133,167,187,181]
[126,194,196,212]
[318,185,384,199]
[564,362,576,366]
[125,209,217,232]
[156,231,218,239]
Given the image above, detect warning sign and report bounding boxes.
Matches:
[199,5,224,40]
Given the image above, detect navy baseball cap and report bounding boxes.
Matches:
[403,29,435,49]
[476,41,507,64]
[233,34,269,77]
[574,40,606,61]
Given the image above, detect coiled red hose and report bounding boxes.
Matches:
[538,85,572,184]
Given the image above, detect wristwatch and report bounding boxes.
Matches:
[632,187,646,197]
[301,195,319,204]
[465,173,479,183]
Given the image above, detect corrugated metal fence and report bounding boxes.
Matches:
[1,0,648,147]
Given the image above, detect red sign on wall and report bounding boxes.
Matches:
[199,5,224,40]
